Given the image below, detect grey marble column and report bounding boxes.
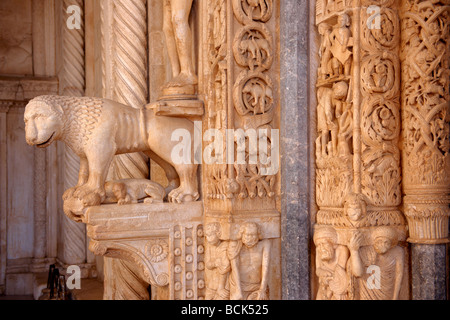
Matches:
[411,244,449,300]
[280,0,312,300]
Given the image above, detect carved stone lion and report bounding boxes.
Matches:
[25,95,199,214]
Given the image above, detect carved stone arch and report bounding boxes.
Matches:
[89,240,169,287]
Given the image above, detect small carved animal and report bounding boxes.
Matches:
[104,179,166,205]
[239,38,270,65]
[25,95,199,210]
[242,82,273,114]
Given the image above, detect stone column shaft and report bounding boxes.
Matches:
[60,0,87,265]
[400,0,450,300]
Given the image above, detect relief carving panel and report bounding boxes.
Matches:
[314,1,409,300]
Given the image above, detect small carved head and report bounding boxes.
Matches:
[332,81,349,100]
[372,226,398,254]
[205,223,222,246]
[337,14,351,28]
[313,226,338,261]
[318,22,331,35]
[24,96,64,148]
[239,222,261,248]
[344,193,367,222]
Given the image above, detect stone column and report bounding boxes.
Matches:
[400,0,450,300]
[313,0,408,300]
[33,148,47,260]
[101,0,149,181]
[59,0,88,266]
[100,0,150,300]
[0,104,10,295]
[280,0,312,300]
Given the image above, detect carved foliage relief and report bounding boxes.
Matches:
[400,0,450,243]
[360,1,402,208]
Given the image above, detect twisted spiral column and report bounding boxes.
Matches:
[60,0,87,265]
[103,0,149,180]
[33,148,47,259]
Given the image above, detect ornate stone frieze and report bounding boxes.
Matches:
[0,77,58,101]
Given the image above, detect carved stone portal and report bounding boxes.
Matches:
[23,0,281,300]
[16,0,449,300]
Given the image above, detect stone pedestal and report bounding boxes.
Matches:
[84,202,205,300]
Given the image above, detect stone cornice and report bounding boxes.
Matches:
[0,76,59,102]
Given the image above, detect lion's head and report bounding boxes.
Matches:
[24,96,64,148]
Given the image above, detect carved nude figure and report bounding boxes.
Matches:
[163,0,197,90]
[314,226,350,300]
[329,13,353,76]
[24,95,199,212]
[204,223,231,300]
[349,227,405,300]
[228,223,271,300]
[103,179,166,205]
[317,86,338,157]
[318,22,332,79]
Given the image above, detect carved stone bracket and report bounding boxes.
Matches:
[84,201,205,299]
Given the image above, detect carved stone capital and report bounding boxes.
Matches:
[403,195,450,244]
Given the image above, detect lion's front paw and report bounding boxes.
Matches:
[63,187,77,201]
[168,187,199,204]
[73,186,104,206]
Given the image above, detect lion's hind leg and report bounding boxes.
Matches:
[168,165,199,203]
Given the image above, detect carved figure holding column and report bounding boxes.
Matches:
[349,227,405,300]
[162,0,198,96]
[314,226,350,300]
[228,223,271,300]
[204,223,231,300]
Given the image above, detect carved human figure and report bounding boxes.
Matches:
[204,223,231,300]
[329,13,353,76]
[348,227,405,300]
[317,87,336,157]
[318,22,332,79]
[228,223,271,300]
[314,226,350,300]
[372,63,388,88]
[332,81,352,156]
[317,82,349,157]
[163,0,197,90]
